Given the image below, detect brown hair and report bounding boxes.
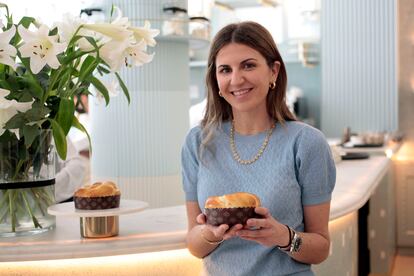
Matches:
[200,21,296,157]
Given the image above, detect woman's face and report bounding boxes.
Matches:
[215,43,279,115]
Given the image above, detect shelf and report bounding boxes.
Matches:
[189,60,207,67]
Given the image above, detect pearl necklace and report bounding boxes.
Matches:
[230,121,275,165]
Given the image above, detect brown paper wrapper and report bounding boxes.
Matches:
[204,207,261,227]
[74,195,121,210]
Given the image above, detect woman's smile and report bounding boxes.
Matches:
[231,87,253,97]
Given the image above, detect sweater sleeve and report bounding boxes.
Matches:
[294,126,336,206]
[181,127,201,202]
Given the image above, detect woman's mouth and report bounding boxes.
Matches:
[231,88,253,97]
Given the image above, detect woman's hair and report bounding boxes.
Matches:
[200,21,296,158]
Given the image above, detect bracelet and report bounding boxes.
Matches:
[201,230,224,245]
[276,224,292,250]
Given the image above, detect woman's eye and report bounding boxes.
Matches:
[243,63,256,69]
[219,67,230,74]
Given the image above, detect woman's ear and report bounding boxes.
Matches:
[271,61,281,78]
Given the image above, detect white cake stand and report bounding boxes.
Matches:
[48,200,149,238]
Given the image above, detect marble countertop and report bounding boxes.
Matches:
[0,155,392,262]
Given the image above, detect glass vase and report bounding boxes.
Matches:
[0,129,56,237]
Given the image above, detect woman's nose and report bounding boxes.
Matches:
[230,70,245,86]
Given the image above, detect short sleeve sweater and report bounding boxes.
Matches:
[181,120,336,276]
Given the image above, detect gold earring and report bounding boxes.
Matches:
[269,81,276,90]
[218,91,223,97]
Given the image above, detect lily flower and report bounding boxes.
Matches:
[56,13,85,43]
[0,18,4,29]
[0,88,33,137]
[18,24,67,74]
[57,14,106,51]
[0,25,18,70]
[82,22,132,42]
[124,39,154,67]
[129,20,159,47]
[99,38,154,71]
[110,6,130,28]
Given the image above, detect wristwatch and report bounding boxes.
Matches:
[289,230,302,253]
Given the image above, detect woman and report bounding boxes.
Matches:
[181,21,336,275]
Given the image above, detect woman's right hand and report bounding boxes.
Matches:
[196,213,243,242]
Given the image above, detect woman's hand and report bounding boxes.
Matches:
[196,213,243,242]
[236,207,289,247]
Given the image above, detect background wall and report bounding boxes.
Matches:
[398,0,414,141]
[320,0,398,138]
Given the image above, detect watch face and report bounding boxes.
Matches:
[292,234,302,252]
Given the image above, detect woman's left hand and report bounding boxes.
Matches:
[236,206,289,247]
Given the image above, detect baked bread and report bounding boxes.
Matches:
[74,181,121,210]
[205,192,261,208]
[204,192,261,226]
[74,181,120,198]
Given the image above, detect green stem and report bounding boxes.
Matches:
[31,188,49,216]
[0,190,10,212]
[22,190,42,229]
[0,190,10,223]
[12,160,26,180]
[35,188,54,206]
[9,190,16,232]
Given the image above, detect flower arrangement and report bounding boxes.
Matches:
[0,3,159,234]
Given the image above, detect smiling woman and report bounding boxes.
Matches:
[215,43,278,121]
[181,21,336,276]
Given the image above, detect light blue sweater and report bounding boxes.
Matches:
[181,121,336,276]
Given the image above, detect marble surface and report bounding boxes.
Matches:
[330,155,390,220]
[0,206,187,262]
[0,155,392,261]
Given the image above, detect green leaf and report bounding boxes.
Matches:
[88,76,110,105]
[25,105,51,121]
[18,16,36,28]
[0,79,12,90]
[4,73,20,91]
[22,125,39,148]
[20,73,44,100]
[79,55,97,81]
[0,130,16,143]
[84,36,99,52]
[72,116,92,154]
[57,98,75,135]
[56,69,72,93]
[115,72,130,104]
[4,113,25,129]
[49,26,58,36]
[97,65,110,74]
[50,119,67,160]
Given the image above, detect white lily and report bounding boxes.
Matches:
[0,88,33,137]
[82,21,132,42]
[18,24,67,74]
[125,39,154,67]
[100,38,154,71]
[0,18,4,29]
[129,20,159,47]
[57,14,106,52]
[110,6,130,28]
[57,13,85,43]
[0,25,17,70]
